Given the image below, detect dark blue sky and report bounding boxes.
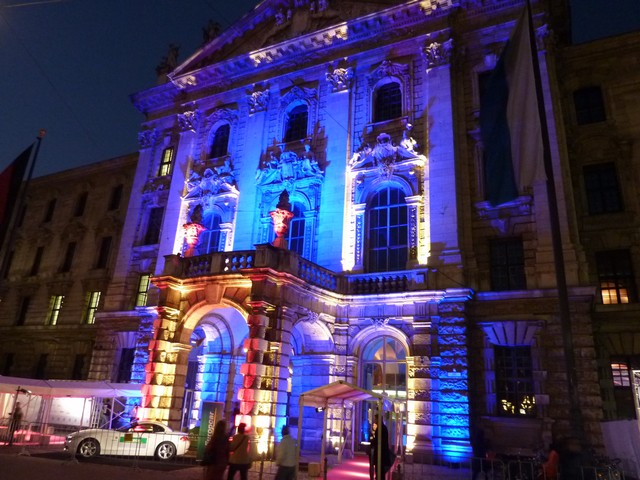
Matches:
[0,0,638,178]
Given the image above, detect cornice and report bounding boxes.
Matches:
[133,1,455,114]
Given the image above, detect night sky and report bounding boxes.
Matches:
[0,0,638,178]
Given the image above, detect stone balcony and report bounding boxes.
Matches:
[162,244,430,295]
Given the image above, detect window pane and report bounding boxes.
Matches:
[367,187,408,272]
[584,163,622,214]
[374,82,402,122]
[596,250,636,304]
[490,238,526,291]
[210,124,230,158]
[495,346,536,417]
[574,86,606,125]
[284,105,308,143]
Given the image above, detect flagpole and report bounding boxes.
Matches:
[525,0,585,441]
[0,130,45,281]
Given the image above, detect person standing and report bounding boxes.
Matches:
[275,425,297,480]
[227,423,251,480]
[369,419,391,480]
[8,402,23,446]
[204,420,230,480]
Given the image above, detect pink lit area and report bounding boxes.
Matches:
[328,456,371,480]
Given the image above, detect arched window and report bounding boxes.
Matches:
[209,124,230,159]
[197,211,222,255]
[360,335,407,444]
[367,186,408,272]
[374,82,402,123]
[284,104,308,143]
[287,204,306,256]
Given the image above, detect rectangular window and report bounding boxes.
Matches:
[116,348,135,383]
[597,250,636,304]
[495,345,536,417]
[16,296,31,326]
[158,147,174,176]
[46,295,64,326]
[74,192,88,217]
[95,236,112,269]
[108,184,124,211]
[574,86,606,125]
[83,291,101,325]
[2,353,15,376]
[611,361,631,387]
[490,238,526,291]
[30,246,44,276]
[71,354,87,380]
[143,207,164,245]
[60,242,77,273]
[34,353,48,379]
[43,198,56,222]
[584,163,622,214]
[135,274,151,307]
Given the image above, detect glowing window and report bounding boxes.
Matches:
[46,295,64,326]
[611,361,630,387]
[584,163,622,215]
[495,345,536,417]
[158,147,174,176]
[596,250,636,304]
[284,105,308,143]
[374,82,402,123]
[135,274,151,307]
[83,291,101,325]
[210,124,230,158]
[197,212,222,255]
[367,186,408,272]
[490,237,526,291]
[287,204,306,256]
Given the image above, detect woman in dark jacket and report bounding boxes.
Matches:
[204,420,230,480]
[369,420,391,480]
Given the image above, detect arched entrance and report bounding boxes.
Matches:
[182,306,249,431]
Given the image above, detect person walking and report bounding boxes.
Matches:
[227,423,251,480]
[203,420,230,480]
[369,419,391,480]
[8,402,23,446]
[275,425,297,480]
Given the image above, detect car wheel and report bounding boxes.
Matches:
[155,441,177,461]
[77,438,100,458]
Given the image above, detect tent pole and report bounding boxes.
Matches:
[321,402,329,477]
[377,402,383,480]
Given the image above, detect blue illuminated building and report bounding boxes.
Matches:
[103,0,599,462]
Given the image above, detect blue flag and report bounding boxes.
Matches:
[480,5,545,206]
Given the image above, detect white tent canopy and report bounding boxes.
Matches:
[0,375,142,398]
[296,380,404,478]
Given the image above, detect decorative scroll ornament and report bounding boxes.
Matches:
[184,159,237,198]
[177,110,201,132]
[280,85,318,107]
[423,38,453,69]
[326,66,354,92]
[370,317,390,329]
[368,60,409,87]
[247,88,270,114]
[255,143,323,186]
[138,129,158,148]
[349,124,419,171]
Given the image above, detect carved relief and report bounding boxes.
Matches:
[368,60,410,88]
[280,85,318,108]
[256,143,323,186]
[178,110,201,133]
[326,66,354,92]
[138,129,158,148]
[423,39,453,69]
[247,88,270,114]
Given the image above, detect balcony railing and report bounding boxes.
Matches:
[163,245,428,294]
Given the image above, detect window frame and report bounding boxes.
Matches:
[135,274,151,307]
[209,123,230,159]
[373,81,402,123]
[143,207,164,245]
[158,147,175,177]
[583,162,623,215]
[574,86,606,125]
[494,345,536,417]
[83,291,101,325]
[489,237,526,291]
[46,294,64,326]
[283,104,309,143]
[596,249,637,304]
[366,186,408,273]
